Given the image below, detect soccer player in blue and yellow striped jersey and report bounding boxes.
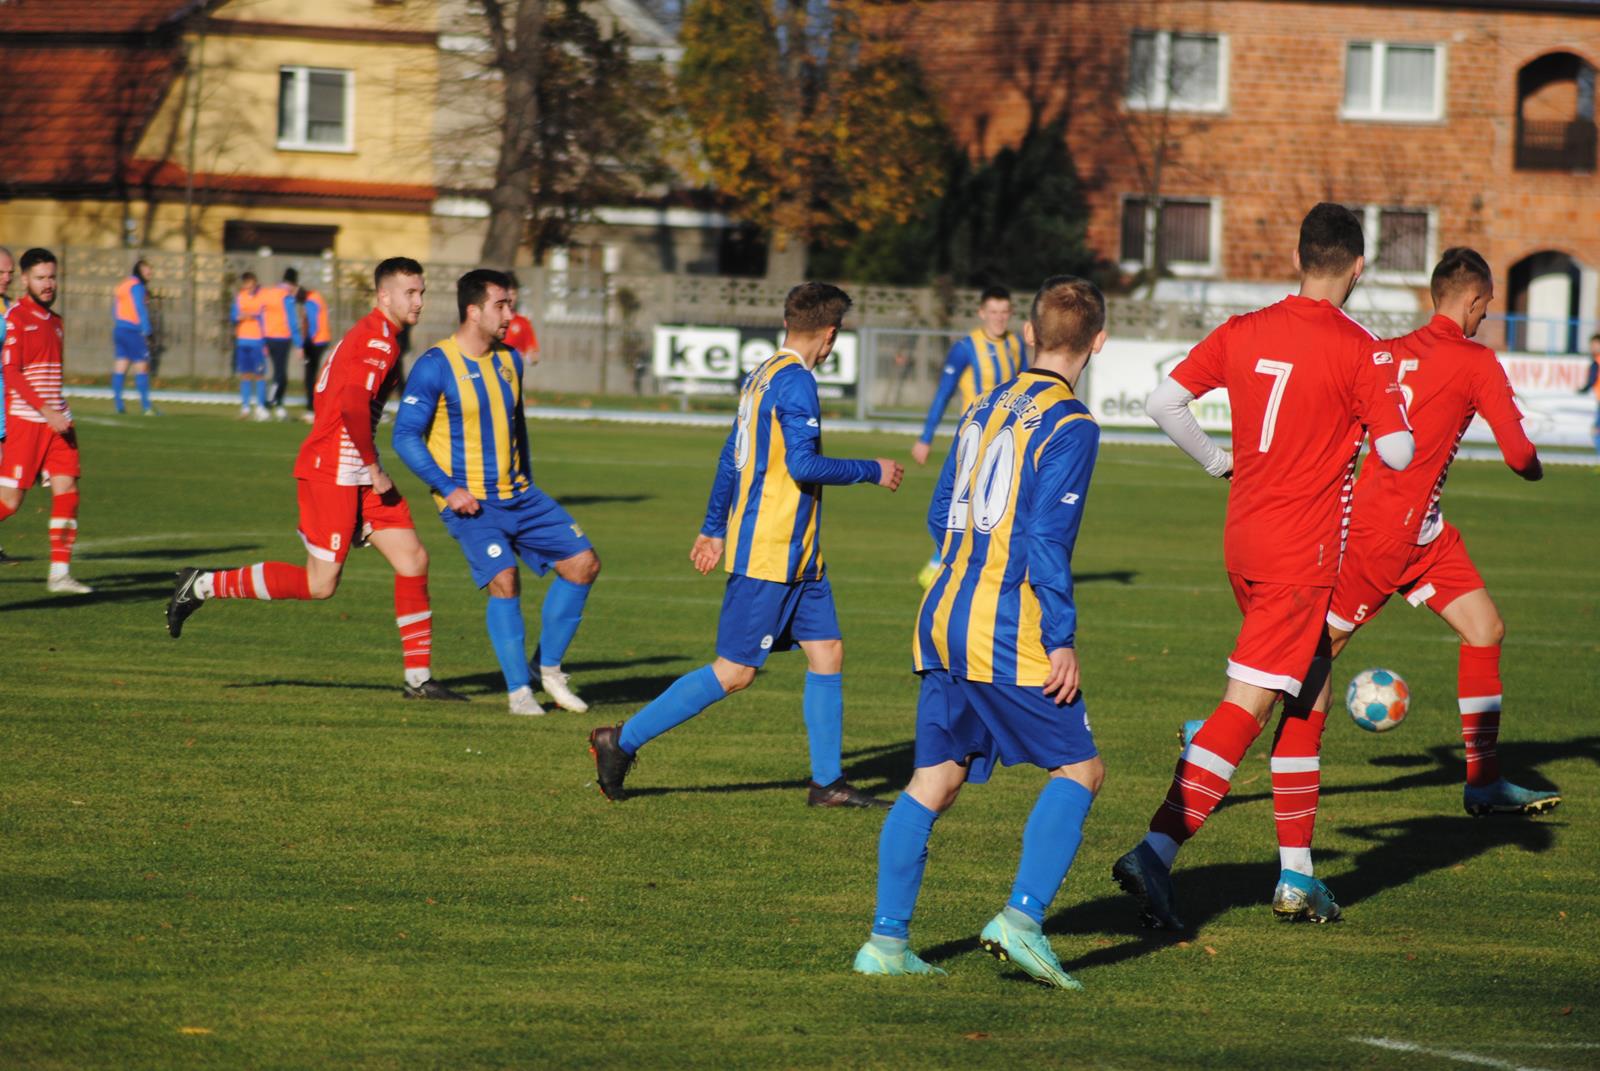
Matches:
[911,286,1026,587]
[588,283,904,805]
[393,269,602,716]
[855,276,1107,988]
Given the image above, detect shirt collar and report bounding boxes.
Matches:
[1429,313,1465,340]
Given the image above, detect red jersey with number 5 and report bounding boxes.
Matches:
[1171,295,1410,585]
[294,307,402,485]
[1351,315,1534,547]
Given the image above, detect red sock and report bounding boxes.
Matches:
[48,490,79,565]
[1150,702,1263,844]
[1458,644,1502,787]
[208,562,311,601]
[394,573,432,673]
[1271,707,1327,872]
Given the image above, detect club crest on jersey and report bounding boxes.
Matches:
[498,365,514,384]
[1372,350,1393,365]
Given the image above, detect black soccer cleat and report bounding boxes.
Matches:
[402,679,470,702]
[1111,843,1187,932]
[166,567,206,638]
[806,778,891,809]
[589,724,635,802]
[0,545,16,566]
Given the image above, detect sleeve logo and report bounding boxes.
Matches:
[1372,351,1393,365]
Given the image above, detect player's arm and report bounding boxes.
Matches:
[1150,327,1233,477]
[134,281,152,335]
[287,293,303,347]
[691,419,739,575]
[230,295,241,327]
[775,368,901,489]
[925,426,960,546]
[916,340,969,451]
[1355,344,1414,470]
[4,334,68,432]
[305,300,320,346]
[391,356,469,508]
[336,355,390,491]
[1027,417,1101,704]
[1475,354,1542,481]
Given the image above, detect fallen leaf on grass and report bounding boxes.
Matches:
[963,1032,989,1041]
[1094,937,1114,947]
[571,895,587,903]
[178,1027,211,1036]
[1405,953,1416,962]
[1451,864,1466,872]
[1559,911,1567,920]
[1177,941,1191,949]
[425,898,437,906]
[1203,946,1218,956]
[1560,1006,1573,1016]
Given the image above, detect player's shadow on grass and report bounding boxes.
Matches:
[557,494,653,507]
[0,567,183,610]
[77,543,264,563]
[621,741,914,800]
[1074,570,1138,585]
[440,655,692,701]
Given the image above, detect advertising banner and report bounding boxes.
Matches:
[653,325,858,398]
[1086,339,1595,448]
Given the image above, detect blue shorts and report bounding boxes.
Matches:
[235,339,266,375]
[113,324,149,362]
[913,669,1096,784]
[440,487,592,588]
[715,573,841,667]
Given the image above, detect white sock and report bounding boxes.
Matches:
[195,572,215,599]
[509,685,534,701]
[1143,831,1180,869]
[539,664,561,676]
[48,562,68,580]
[404,667,430,688]
[1279,846,1313,876]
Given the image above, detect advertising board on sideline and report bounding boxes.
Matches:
[653,325,858,398]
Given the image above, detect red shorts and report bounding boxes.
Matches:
[1328,522,1484,632]
[1225,574,1332,698]
[0,421,79,488]
[296,479,415,564]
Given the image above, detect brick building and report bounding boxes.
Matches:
[898,0,1600,351]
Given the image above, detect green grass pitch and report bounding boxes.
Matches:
[2,401,1597,1069]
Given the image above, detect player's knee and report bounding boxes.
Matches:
[1055,756,1104,796]
[572,551,601,585]
[715,661,757,693]
[1475,613,1506,647]
[486,568,519,598]
[308,573,340,600]
[906,766,964,813]
[806,640,843,675]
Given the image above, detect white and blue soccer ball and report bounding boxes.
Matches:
[1346,668,1410,733]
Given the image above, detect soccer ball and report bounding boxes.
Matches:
[1346,668,1410,733]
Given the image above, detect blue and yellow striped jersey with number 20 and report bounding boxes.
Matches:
[916,370,1101,686]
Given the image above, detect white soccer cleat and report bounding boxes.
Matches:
[238,405,252,420]
[539,667,589,713]
[507,685,547,717]
[46,574,93,595]
[252,406,270,422]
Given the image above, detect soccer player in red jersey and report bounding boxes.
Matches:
[166,257,467,702]
[1327,248,1556,817]
[502,275,539,364]
[0,248,92,594]
[1111,204,1414,930]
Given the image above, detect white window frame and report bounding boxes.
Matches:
[1356,204,1438,284]
[277,66,356,153]
[1118,194,1224,278]
[1340,41,1446,123]
[1124,30,1230,114]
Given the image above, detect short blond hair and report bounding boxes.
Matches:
[1029,276,1105,355]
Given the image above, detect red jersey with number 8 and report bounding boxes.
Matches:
[1170,295,1410,586]
[294,307,402,486]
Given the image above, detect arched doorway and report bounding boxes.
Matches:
[1506,251,1588,353]
[1515,52,1596,172]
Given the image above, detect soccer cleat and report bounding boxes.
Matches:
[916,560,940,590]
[507,686,546,716]
[589,724,635,801]
[273,407,290,422]
[46,573,93,595]
[539,667,589,713]
[1272,869,1343,924]
[252,406,270,422]
[0,545,14,565]
[166,567,205,637]
[807,778,891,809]
[238,405,252,420]
[143,408,160,417]
[402,679,469,702]
[1464,778,1562,817]
[852,940,946,977]
[979,912,1083,990]
[1111,842,1186,931]
[1179,718,1205,749]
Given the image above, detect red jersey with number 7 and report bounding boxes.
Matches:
[1351,315,1535,547]
[1170,295,1410,585]
[293,307,402,486]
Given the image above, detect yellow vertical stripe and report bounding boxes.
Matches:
[439,345,488,500]
[481,348,513,500]
[748,406,803,579]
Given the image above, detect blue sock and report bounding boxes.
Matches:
[538,577,591,667]
[618,665,726,755]
[256,379,269,407]
[871,794,939,939]
[111,371,126,412]
[485,596,531,692]
[803,671,844,786]
[1007,777,1095,924]
[135,371,151,412]
[239,380,252,406]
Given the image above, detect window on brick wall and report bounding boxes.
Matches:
[1121,197,1219,274]
[278,67,354,151]
[1126,31,1227,112]
[1343,42,1443,120]
[1348,205,1435,279]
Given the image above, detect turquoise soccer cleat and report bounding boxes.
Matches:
[1272,869,1342,924]
[1179,718,1205,749]
[852,940,946,977]
[1464,778,1562,817]
[978,912,1083,990]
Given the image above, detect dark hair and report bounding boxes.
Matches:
[240,271,258,284]
[296,286,309,303]
[132,259,150,277]
[19,248,55,273]
[506,272,521,290]
[1430,247,1492,305]
[979,285,1012,305]
[282,267,299,285]
[1030,275,1106,356]
[783,282,852,333]
[457,268,514,323]
[1297,203,1365,277]
[374,256,424,290]
[1591,331,1600,344]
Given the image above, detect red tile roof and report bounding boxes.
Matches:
[0,1,198,35]
[129,161,438,206]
